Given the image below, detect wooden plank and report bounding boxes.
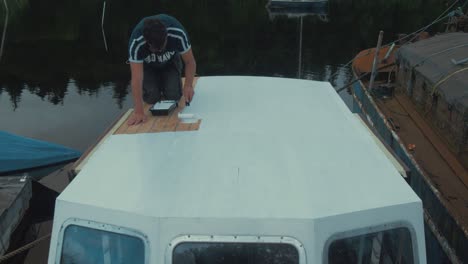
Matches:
[175,122,192,131]
[149,118,161,131]
[73,109,132,173]
[136,104,155,133]
[136,117,156,133]
[155,117,167,131]
[125,121,141,134]
[121,104,151,134]
[395,94,468,187]
[114,110,132,134]
[165,112,179,132]
[114,121,129,134]
[190,120,202,131]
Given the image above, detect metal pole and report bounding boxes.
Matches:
[369,30,384,91]
[298,16,303,79]
[383,43,395,61]
[0,0,9,62]
[101,1,108,52]
[451,57,468,65]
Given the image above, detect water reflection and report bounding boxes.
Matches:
[266,5,330,79]
[0,0,449,106]
[0,0,453,148]
[0,80,132,151]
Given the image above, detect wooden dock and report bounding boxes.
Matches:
[0,177,32,258]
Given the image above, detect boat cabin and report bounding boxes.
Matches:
[395,32,468,167]
[48,76,426,263]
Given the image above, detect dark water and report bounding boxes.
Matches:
[0,0,449,152]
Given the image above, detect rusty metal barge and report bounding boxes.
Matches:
[351,31,468,263]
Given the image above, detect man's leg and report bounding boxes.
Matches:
[161,55,183,101]
[142,66,162,104]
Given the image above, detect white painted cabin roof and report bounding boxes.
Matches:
[59,76,420,220]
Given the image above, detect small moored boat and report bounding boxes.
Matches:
[0,131,81,180]
[267,0,328,10]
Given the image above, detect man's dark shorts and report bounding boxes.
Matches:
[142,55,182,104]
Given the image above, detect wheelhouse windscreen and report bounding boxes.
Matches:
[173,242,299,264]
[60,225,145,264]
[328,227,414,264]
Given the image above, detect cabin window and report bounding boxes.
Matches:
[60,224,145,264]
[173,242,299,264]
[327,227,414,264]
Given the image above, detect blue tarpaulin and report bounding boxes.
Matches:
[0,131,81,173]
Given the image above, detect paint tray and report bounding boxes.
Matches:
[150,100,178,116]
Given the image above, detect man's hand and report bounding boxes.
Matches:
[127,111,147,126]
[181,49,196,103]
[129,62,146,126]
[184,85,195,103]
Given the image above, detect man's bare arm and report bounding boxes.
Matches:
[181,49,197,103]
[127,62,147,125]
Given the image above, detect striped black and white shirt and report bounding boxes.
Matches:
[128,14,191,67]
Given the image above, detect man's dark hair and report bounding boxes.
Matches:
[143,19,167,50]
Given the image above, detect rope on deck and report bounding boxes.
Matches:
[431,66,468,96]
[0,234,51,263]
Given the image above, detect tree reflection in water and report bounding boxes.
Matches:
[0,0,450,107]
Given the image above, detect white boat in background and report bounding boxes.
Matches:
[267,0,328,9]
[48,76,426,263]
[266,4,328,20]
